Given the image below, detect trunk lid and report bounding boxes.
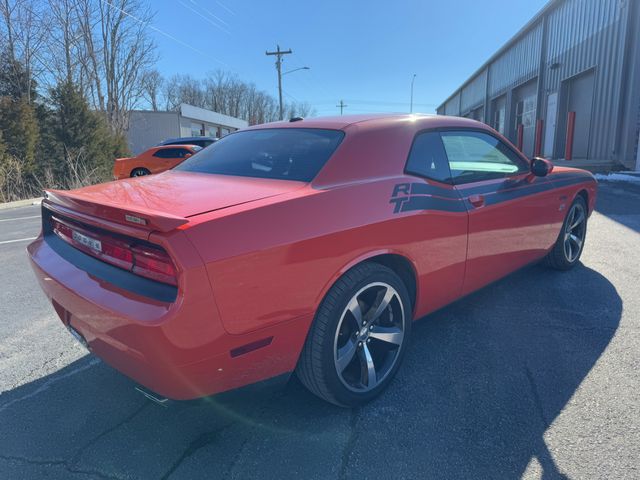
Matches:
[44,171,305,235]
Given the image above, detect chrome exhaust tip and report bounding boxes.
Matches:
[135,386,171,408]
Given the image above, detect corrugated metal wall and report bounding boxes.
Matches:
[544,0,628,161]
[460,70,487,113]
[436,0,638,167]
[127,111,180,155]
[444,93,460,115]
[488,24,543,97]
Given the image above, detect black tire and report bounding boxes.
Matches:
[545,195,588,270]
[130,168,150,177]
[296,262,412,407]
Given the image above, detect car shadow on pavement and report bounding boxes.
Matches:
[0,263,621,479]
[596,181,640,232]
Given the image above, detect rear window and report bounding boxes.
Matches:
[174,128,345,182]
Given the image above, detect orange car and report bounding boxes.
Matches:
[113,144,202,179]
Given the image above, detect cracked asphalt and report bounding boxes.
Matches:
[1,181,639,479]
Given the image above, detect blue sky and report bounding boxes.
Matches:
[152,0,548,115]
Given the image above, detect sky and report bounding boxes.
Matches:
[151,0,549,115]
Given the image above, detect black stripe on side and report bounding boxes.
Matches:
[396,195,467,213]
[457,172,591,197]
[480,176,591,208]
[408,182,461,199]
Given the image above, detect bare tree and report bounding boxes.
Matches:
[164,74,203,110]
[286,101,314,119]
[141,67,162,111]
[166,70,308,125]
[75,0,157,133]
[0,0,49,102]
[0,0,17,60]
[46,0,87,87]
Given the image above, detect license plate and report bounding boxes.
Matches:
[72,230,102,252]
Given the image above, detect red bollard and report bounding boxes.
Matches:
[565,111,576,160]
[534,119,543,157]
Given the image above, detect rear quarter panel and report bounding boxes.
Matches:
[183,178,468,335]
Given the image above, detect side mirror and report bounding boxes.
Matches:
[184,153,192,158]
[531,157,553,177]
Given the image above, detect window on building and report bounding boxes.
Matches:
[191,122,205,136]
[405,131,451,183]
[440,130,529,184]
[220,128,231,137]
[514,94,536,131]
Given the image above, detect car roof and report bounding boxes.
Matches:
[160,136,217,144]
[242,113,482,131]
[149,144,199,152]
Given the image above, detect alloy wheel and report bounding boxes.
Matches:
[333,282,406,392]
[563,202,586,262]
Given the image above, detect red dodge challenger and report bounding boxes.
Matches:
[28,114,597,407]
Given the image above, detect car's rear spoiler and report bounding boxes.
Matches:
[43,189,189,239]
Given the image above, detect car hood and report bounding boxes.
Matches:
[60,171,306,218]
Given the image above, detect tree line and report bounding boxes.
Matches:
[148,70,314,126]
[0,0,313,202]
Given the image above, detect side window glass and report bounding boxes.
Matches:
[152,149,166,158]
[440,131,528,184]
[162,149,178,158]
[405,131,451,183]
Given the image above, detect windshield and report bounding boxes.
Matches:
[175,128,344,182]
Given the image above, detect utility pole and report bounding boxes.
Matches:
[265,45,293,120]
[336,100,348,115]
[410,74,417,113]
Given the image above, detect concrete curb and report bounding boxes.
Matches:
[0,197,43,210]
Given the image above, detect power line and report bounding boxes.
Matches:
[216,1,236,15]
[282,89,300,102]
[179,0,230,34]
[99,0,227,67]
[336,100,348,115]
[266,45,293,120]
[188,0,230,27]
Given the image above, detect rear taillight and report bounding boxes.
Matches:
[131,245,177,286]
[51,216,177,287]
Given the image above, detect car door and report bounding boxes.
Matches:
[400,131,468,313]
[439,129,559,295]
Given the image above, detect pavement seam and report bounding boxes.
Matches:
[68,401,150,469]
[160,421,237,480]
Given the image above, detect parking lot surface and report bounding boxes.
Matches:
[1,181,639,479]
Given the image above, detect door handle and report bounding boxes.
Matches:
[468,194,485,208]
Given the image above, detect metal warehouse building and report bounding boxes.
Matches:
[436,0,640,171]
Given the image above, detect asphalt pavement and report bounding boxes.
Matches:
[0,182,638,479]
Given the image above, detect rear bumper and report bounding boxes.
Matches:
[28,236,311,400]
